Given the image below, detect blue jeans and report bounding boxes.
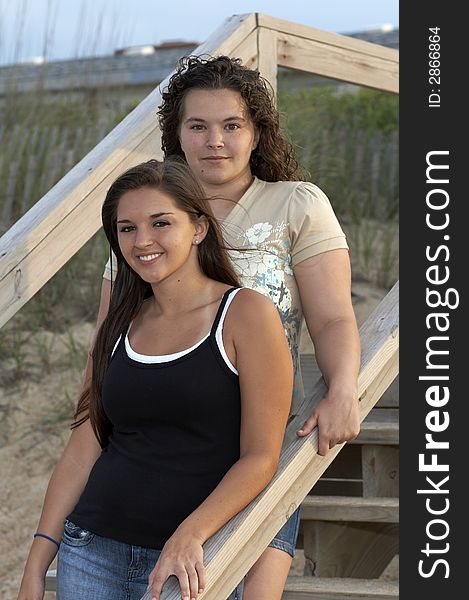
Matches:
[57,520,244,600]
[268,507,301,558]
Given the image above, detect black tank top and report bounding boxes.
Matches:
[68,287,241,549]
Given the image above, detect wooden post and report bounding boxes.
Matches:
[257,25,278,98]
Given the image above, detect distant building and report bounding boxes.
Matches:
[0,28,399,111]
[0,40,199,112]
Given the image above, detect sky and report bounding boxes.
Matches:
[0,0,398,66]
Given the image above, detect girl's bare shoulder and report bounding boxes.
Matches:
[228,288,279,325]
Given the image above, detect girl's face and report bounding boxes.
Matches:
[179,88,259,191]
[116,186,206,285]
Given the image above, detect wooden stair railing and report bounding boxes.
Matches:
[135,282,399,600]
[299,495,399,524]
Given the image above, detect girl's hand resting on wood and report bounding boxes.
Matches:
[147,531,206,600]
[296,387,360,456]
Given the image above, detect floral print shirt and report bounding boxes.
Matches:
[221,178,348,415]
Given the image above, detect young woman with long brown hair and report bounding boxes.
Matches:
[16,158,293,600]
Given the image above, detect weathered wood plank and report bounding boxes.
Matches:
[257,14,398,62]
[351,418,399,445]
[45,570,56,591]
[300,495,398,523]
[257,26,278,97]
[362,446,399,497]
[276,31,398,93]
[282,576,399,600]
[229,30,258,69]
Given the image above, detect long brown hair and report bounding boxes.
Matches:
[73,158,240,447]
[158,55,306,182]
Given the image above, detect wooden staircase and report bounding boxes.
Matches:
[281,357,399,599]
[3,13,398,600]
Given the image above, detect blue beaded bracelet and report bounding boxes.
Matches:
[33,532,60,548]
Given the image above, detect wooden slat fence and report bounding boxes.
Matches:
[0,120,119,233]
[0,123,398,231]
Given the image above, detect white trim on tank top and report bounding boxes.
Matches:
[111,288,241,374]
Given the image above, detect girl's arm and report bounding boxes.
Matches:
[16,280,111,600]
[294,248,361,455]
[17,419,101,600]
[148,289,293,600]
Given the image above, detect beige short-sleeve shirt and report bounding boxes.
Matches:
[103,177,348,414]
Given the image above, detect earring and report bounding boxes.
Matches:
[194,239,199,245]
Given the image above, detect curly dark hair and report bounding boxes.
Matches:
[158,55,306,182]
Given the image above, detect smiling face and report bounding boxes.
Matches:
[116,186,206,285]
[179,88,259,194]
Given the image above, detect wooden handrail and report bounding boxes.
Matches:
[259,14,398,91]
[0,13,257,328]
[136,282,399,599]
[0,12,399,329]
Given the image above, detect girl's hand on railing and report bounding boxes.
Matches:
[147,531,206,600]
[296,385,360,456]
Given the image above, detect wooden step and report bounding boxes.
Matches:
[282,576,398,600]
[47,563,399,597]
[300,354,399,446]
[300,496,398,523]
[351,408,399,445]
[299,354,399,408]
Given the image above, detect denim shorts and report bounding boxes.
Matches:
[267,506,301,558]
[57,520,243,600]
